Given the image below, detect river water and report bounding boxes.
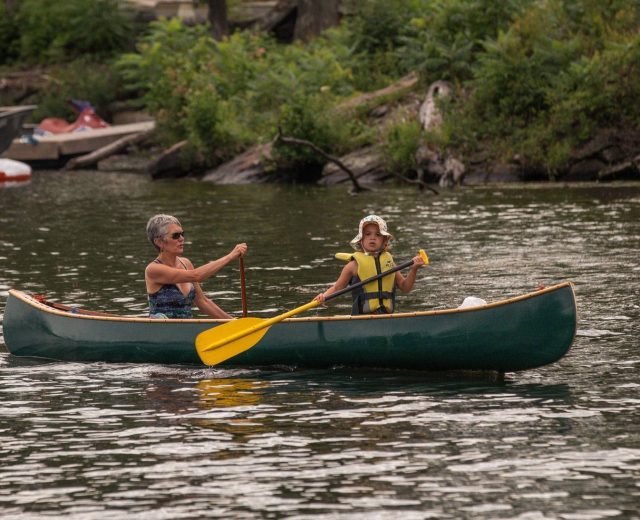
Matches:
[0,171,638,519]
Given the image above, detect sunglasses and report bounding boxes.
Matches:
[168,231,185,240]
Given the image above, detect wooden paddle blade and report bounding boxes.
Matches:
[196,317,270,366]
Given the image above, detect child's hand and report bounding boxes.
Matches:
[412,254,426,268]
[314,293,326,304]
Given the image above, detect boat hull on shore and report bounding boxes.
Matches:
[2,283,577,371]
[0,105,36,155]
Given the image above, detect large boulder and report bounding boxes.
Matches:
[318,146,389,185]
[564,126,640,181]
[202,143,273,184]
[564,159,606,181]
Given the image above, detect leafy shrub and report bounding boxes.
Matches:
[252,37,356,108]
[117,19,215,145]
[337,0,427,89]
[182,85,253,164]
[15,0,134,63]
[382,117,424,175]
[30,59,123,122]
[397,0,529,84]
[438,1,640,173]
[272,93,362,178]
[118,20,360,168]
[348,0,423,55]
[0,4,20,64]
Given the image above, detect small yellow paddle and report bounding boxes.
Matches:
[196,250,429,366]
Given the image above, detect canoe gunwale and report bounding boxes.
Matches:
[7,282,575,324]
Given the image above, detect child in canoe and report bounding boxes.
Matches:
[315,214,426,314]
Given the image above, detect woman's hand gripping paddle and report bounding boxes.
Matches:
[195,250,429,366]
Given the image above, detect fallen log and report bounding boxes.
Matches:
[62,129,153,171]
[337,72,419,112]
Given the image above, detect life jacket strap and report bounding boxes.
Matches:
[362,291,394,301]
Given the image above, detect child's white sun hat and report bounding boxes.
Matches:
[350,214,393,251]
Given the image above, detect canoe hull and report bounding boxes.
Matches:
[2,283,577,371]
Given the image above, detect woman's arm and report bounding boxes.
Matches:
[145,243,247,285]
[193,283,232,319]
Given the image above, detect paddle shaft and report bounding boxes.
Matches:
[240,257,248,317]
[202,256,419,352]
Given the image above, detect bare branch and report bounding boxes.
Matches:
[392,170,439,195]
[275,127,369,193]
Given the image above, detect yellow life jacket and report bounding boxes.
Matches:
[347,251,396,314]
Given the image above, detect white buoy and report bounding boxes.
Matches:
[0,158,32,185]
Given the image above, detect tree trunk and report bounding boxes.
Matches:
[293,0,340,42]
[336,72,419,112]
[208,0,228,41]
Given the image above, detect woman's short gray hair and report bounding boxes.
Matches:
[146,214,181,251]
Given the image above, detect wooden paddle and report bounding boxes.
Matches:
[196,250,429,366]
[240,257,248,317]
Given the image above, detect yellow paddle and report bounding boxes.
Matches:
[196,250,429,366]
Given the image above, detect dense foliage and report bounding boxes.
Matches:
[116,20,361,170]
[1,0,132,121]
[2,0,134,63]
[441,0,640,170]
[5,0,640,177]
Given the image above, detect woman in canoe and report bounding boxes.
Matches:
[315,214,425,314]
[145,214,247,319]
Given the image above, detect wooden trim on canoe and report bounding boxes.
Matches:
[8,282,575,324]
[34,297,120,317]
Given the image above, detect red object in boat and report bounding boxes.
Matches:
[36,106,109,135]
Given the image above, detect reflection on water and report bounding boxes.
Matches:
[0,173,639,518]
[197,378,269,408]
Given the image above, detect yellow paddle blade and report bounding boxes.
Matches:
[195,300,321,366]
[335,252,353,262]
[419,249,429,265]
[196,317,269,366]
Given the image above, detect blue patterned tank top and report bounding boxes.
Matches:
[148,259,196,318]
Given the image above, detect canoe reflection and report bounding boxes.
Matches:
[196,378,269,408]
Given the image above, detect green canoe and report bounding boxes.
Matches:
[2,282,577,371]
